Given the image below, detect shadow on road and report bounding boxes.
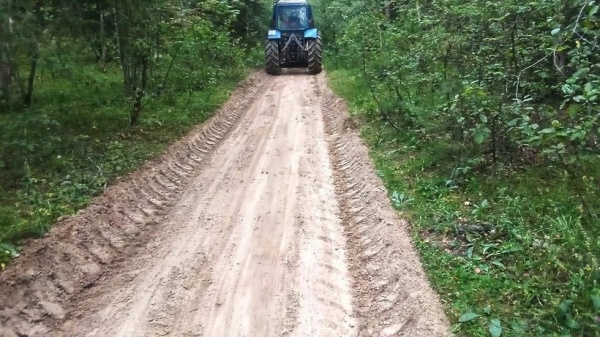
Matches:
[278,68,311,76]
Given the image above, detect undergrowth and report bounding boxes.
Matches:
[327,69,600,337]
[0,62,256,268]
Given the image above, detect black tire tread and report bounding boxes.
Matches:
[265,39,281,75]
[307,32,323,75]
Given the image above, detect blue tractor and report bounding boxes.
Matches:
[265,0,322,75]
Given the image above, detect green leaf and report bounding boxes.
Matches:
[0,243,19,258]
[491,260,505,269]
[479,114,488,123]
[467,246,474,259]
[459,312,480,323]
[559,300,573,312]
[566,104,580,119]
[510,319,528,333]
[540,128,555,134]
[489,319,502,337]
[589,5,599,16]
[566,318,580,329]
[592,295,600,311]
[551,27,561,35]
[562,84,574,94]
[474,130,488,144]
[555,45,568,52]
[570,130,586,141]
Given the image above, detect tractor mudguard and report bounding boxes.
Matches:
[267,29,281,40]
[304,28,318,39]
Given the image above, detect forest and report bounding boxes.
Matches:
[1,0,599,336]
[0,0,267,260]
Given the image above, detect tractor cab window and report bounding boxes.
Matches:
[277,6,308,30]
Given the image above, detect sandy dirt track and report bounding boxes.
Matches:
[0,71,452,337]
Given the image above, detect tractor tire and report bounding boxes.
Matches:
[265,39,281,75]
[307,32,323,75]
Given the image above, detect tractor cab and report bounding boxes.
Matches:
[270,1,315,31]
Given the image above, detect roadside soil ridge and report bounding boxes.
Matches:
[0,71,270,336]
[317,73,452,336]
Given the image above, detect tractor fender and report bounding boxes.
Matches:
[267,29,281,40]
[304,28,318,39]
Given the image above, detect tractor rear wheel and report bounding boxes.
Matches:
[265,40,281,75]
[307,32,323,75]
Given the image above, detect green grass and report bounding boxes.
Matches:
[327,69,600,336]
[0,61,255,268]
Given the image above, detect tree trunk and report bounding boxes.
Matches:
[22,49,38,107]
[115,0,151,125]
[0,1,13,104]
[0,61,11,104]
[115,2,134,99]
[443,43,451,102]
[100,11,107,72]
[385,0,397,21]
[130,55,148,126]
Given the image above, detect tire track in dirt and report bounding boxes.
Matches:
[0,69,453,337]
[291,76,357,337]
[0,72,358,337]
[317,73,453,336]
[59,82,285,337]
[161,75,356,337]
[0,71,270,337]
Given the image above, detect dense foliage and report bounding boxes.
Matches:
[316,0,600,335]
[0,0,269,266]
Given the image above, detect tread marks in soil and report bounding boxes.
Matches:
[0,71,270,337]
[317,73,453,337]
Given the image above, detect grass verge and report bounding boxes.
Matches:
[327,69,600,337]
[0,62,257,268]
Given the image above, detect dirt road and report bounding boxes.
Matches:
[0,71,451,337]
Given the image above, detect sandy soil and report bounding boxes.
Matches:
[0,70,452,337]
